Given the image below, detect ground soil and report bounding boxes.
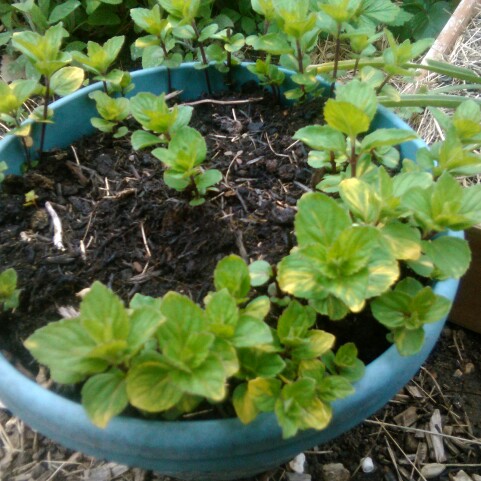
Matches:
[0,88,480,480]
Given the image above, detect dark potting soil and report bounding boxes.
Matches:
[0,87,389,401]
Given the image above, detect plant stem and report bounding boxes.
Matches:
[226,28,233,87]
[39,76,51,161]
[295,39,304,74]
[330,151,336,172]
[14,118,31,168]
[352,56,360,77]
[376,74,392,95]
[102,80,108,94]
[379,94,481,108]
[160,42,173,92]
[350,136,357,177]
[192,21,212,95]
[329,24,342,97]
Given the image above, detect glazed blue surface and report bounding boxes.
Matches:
[0,64,458,480]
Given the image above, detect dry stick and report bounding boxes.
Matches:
[365,419,481,446]
[140,222,152,258]
[407,0,479,89]
[382,424,428,481]
[45,201,65,251]
[182,97,264,107]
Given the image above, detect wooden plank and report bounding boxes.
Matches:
[451,227,481,334]
[422,0,479,64]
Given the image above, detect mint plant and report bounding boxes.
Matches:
[0,78,39,166]
[131,3,182,92]
[12,23,84,159]
[0,268,21,311]
[152,125,222,206]
[72,36,129,94]
[159,0,216,93]
[130,92,193,149]
[88,91,130,138]
[25,255,364,436]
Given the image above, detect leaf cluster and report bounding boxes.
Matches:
[25,256,364,437]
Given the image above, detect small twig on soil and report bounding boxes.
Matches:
[164,90,183,101]
[365,420,481,446]
[293,181,312,193]
[420,367,452,409]
[140,222,152,258]
[45,201,65,251]
[70,145,81,165]
[384,437,403,481]
[234,229,249,262]
[182,97,264,107]
[265,132,290,158]
[80,239,87,261]
[382,423,428,481]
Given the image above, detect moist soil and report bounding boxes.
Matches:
[0,88,480,481]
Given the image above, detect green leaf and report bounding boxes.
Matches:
[127,303,165,356]
[275,378,332,438]
[91,118,115,133]
[214,255,251,301]
[392,327,425,356]
[79,282,130,344]
[339,178,381,224]
[241,296,271,322]
[48,0,80,24]
[248,377,281,412]
[24,318,108,384]
[360,128,417,151]
[0,268,20,310]
[205,289,238,336]
[130,92,179,134]
[195,169,222,193]
[249,260,273,287]
[381,222,421,261]
[233,383,259,424]
[336,80,378,121]
[294,125,346,152]
[131,130,161,150]
[171,354,227,400]
[317,376,355,402]
[290,330,336,361]
[238,349,286,379]
[277,300,316,343]
[277,251,327,300]
[126,359,183,412]
[89,91,130,122]
[247,32,293,55]
[154,126,206,172]
[324,99,371,138]
[233,315,273,348]
[81,369,128,428]
[422,236,471,279]
[334,342,359,368]
[50,66,84,96]
[294,192,351,247]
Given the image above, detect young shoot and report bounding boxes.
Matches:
[89,91,130,138]
[131,4,183,92]
[12,23,84,159]
[152,125,222,206]
[247,56,285,102]
[0,268,21,311]
[0,78,39,166]
[72,36,130,94]
[160,0,216,93]
[130,92,193,149]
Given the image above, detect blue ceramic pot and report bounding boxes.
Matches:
[0,64,460,481]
